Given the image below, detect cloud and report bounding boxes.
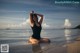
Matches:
[5,18,52,29]
[6,18,30,29]
[64,19,71,28]
[19,18,29,25]
[42,23,50,29]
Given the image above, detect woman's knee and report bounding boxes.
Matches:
[40,38,50,43]
[29,37,39,44]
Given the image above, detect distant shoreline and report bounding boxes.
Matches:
[0,28,79,30]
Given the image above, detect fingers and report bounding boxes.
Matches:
[32,11,34,13]
[30,10,34,14]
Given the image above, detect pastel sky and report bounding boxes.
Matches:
[0,0,80,29]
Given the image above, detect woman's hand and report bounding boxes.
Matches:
[30,11,43,24]
[35,13,43,17]
[30,11,34,14]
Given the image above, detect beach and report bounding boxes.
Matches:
[0,29,80,53]
[0,0,80,53]
[7,37,80,53]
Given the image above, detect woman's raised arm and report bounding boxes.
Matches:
[36,13,43,24]
[29,13,34,26]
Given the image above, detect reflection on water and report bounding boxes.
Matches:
[64,29,72,43]
[31,43,51,53]
[32,44,43,53]
[0,29,79,53]
[65,29,80,53]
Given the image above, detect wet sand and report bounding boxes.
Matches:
[66,37,80,53]
[9,37,80,53]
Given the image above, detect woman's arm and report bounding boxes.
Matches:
[36,13,43,24]
[29,13,34,27]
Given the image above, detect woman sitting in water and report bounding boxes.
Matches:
[29,11,50,44]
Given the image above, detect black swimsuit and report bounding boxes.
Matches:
[31,23,42,40]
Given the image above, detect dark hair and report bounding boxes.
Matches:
[31,14,38,18]
[31,14,38,22]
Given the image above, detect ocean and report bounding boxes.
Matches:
[0,29,80,44]
[0,29,80,53]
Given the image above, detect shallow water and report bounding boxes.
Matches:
[0,29,80,53]
[0,29,79,43]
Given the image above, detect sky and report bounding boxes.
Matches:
[0,0,80,29]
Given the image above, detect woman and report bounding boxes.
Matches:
[29,11,50,44]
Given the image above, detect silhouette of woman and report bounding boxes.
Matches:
[28,11,50,44]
